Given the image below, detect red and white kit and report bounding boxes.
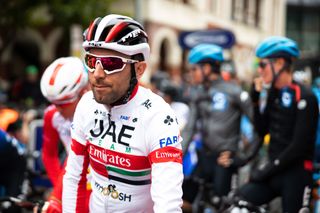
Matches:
[63,86,183,213]
[43,105,72,186]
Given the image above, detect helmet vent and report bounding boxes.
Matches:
[59,86,68,94]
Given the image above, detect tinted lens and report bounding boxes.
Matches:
[100,57,125,71]
[85,54,96,69]
[258,61,267,69]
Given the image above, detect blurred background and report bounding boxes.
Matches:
[0,0,319,107]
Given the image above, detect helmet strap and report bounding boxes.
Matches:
[270,59,290,88]
[199,64,211,90]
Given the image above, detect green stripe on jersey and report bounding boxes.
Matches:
[106,166,151,177]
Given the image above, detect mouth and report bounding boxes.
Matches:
[93,84,112,92]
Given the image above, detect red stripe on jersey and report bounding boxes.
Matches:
[89,158,108,177]
[148,146,182,164]
[76,151,89,213]
[105,22,128,42]
[49,64,63,85]
[289,83,301,102]
[88,143,151,170]
[71,139,87,155]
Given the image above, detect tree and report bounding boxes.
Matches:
[0,0,114,55]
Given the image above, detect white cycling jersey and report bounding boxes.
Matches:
[62,86,183,213]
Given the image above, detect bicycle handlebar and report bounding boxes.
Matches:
[220,196,267,213]
[0,196,43,211]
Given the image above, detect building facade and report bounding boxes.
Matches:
[111,0,286,83]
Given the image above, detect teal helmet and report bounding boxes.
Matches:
[188,44,224,64]
[256,36,300,59]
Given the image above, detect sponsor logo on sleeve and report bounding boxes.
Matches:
[159,135,179,148]
[148,146,182,164]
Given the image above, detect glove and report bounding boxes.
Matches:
[250,160,278,182]
[250,83,260,103]
[230,156,247,168]
[41,198,62,213]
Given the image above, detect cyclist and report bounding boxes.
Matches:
[182,44,255,210]
[62,14,183,213]
[236,36,318,213]
[0,113,27,213]
[40,57,89,212]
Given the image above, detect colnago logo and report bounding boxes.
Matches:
[89,145,131,167]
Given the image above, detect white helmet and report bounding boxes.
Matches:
[82,14,150,61]
[40,57,88,104]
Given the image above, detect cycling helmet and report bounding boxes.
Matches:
[188,44,224,64]
[83,14,150,61]
[255,36,300,59]
[40,57,88,104]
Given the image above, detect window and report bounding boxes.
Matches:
[232,0,261,27]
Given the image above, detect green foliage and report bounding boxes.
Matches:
[0,0,114,28]
[0,0,114,53]
[48,0,114,27]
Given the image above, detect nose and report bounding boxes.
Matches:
[93,61,106,79]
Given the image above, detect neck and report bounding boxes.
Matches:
[275,71,292,89]
[209,73,220,81]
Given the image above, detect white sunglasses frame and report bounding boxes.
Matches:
[84,53,139,75]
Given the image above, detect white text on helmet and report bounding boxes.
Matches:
[120,29,147,44]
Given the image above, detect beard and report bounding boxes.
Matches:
[92,87,118,105]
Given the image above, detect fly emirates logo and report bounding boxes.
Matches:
[89,145,131,167]
[155,151,181,159]
[150,146,182,164]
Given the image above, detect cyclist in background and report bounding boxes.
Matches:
[0,110,30,213]
[40,57,89,212]
[182,44,255,210]
[62,14,183,213]
[236,36,318,213]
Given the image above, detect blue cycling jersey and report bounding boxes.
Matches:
[0,129,25,156]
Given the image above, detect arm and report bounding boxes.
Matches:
[229,89,263,167]
[62,100,89,213]
[42,108,63,186]
[62,140,89,213]
[147,108,183,213]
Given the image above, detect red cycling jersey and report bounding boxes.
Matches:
[42,105,72,199]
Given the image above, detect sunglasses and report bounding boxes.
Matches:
[84,53,138,75]
[258,61,268,69]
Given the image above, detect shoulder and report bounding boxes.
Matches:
[43,105,58,120]
[295,83,316,100]
[294,83,318,109]
[137,86,173,114]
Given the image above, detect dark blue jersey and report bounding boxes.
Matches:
[254,82,318,170]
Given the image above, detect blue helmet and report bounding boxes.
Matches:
[255,36,300,59]
[188,44,224,64]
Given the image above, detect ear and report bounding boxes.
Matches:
[203,63,212,75]
[135,62,147,80]
[275,58,285,67]
[273,58,286,73]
